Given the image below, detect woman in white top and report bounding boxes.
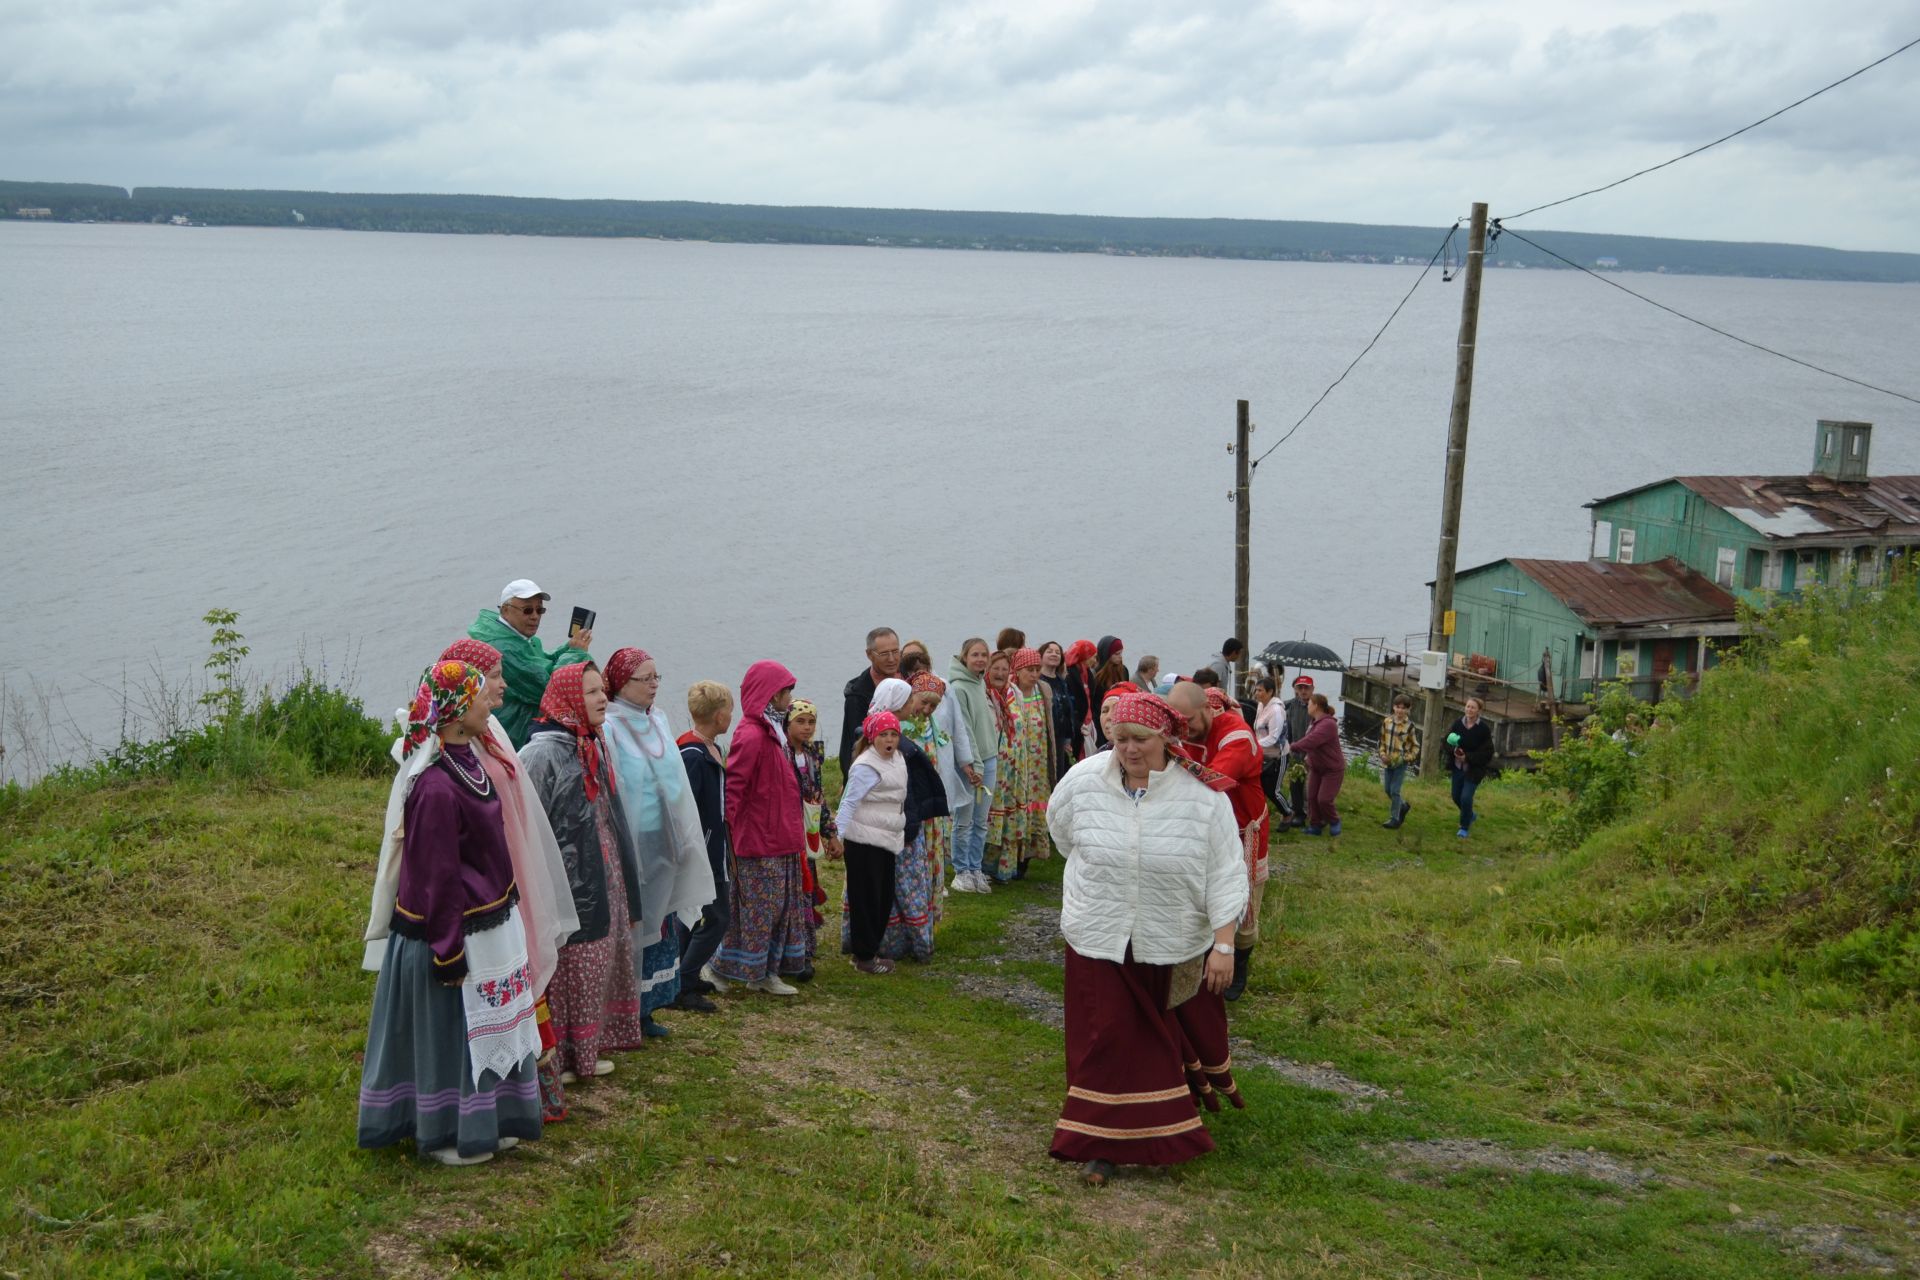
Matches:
[1045,692,1250,1186]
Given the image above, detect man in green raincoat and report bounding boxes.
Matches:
[467,578,593,747]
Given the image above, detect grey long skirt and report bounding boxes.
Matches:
[357,934,543,1158]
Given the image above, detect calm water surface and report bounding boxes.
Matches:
[3,222,1916,770]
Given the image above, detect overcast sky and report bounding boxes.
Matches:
[3,0,1917,251]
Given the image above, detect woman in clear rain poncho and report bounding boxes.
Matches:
[602,646,717,1038]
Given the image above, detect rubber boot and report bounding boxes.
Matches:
[1223,947,1252,1002]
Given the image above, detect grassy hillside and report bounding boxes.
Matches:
[2,589,1917,1276]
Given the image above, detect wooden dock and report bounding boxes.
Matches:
[1339,643,1587,774]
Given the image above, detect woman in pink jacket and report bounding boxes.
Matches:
[713,660,811,996]
[1290,693,1346,836]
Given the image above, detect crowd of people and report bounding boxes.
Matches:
[355,580,1499,1182]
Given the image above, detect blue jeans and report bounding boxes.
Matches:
[953,757,996,876]
[1450,770,1480,829]
[1383,764,1408,818]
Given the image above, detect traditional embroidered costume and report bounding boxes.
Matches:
[358,661,544,1160]
[987,650,1058,881]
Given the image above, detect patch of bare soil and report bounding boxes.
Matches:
[365,1202,487,1280]
[1230,1044,1391,1108]
[998,903,1066,963]
[1731,1217,1905,1276]
[949,972,1066,1028]
[1380,1138,1660,1191]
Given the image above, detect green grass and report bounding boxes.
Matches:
[4,761,1915,1278]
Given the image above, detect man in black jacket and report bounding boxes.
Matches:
[839,627,901,776]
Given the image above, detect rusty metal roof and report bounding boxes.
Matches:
[1505,557,1738,628]
[1587,474,1920,540]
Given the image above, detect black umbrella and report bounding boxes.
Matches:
[1259,638,1344,671]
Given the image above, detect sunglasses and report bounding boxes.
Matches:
[512,603,548,615]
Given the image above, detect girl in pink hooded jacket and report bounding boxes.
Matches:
[712,660,811,995]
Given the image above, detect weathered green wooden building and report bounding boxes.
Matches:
[1584,421,1920,602]
[1446,556,1740,704]
[1342,420,1920,767]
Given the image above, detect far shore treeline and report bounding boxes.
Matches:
[6,178,1920,283]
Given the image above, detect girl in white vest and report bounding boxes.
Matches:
[834,710,909,975]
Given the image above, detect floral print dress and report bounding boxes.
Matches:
[986,685,1055,880]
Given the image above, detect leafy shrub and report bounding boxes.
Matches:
[1528,682,1649,847]
[244,674,390,777]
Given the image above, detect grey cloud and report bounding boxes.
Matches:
[0,0,1915,249]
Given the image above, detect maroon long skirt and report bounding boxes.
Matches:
[1049,945,1243,1166]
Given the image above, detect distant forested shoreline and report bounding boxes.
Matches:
[5,178,1916,283]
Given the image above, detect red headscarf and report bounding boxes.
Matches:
[439,638,502,671]
[1109,692,1231,791]
[1204,687,1234,714]
[1064,639,1097,667]
[1100,681,1141,704]
[909,671,946,697]
[437,640,514,775]
[1011,647,1042,673]
[539,662,613,801]
[604,647,653,697]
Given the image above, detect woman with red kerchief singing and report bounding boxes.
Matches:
[520,662,646,1087]
[1045,692,1249,1186]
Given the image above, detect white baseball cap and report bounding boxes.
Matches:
[499,579,552,605]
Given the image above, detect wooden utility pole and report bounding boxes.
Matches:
[1420,203,1489,777]
[1234,399,1251,696]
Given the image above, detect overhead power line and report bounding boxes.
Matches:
[1250,220,1461,471]
[1494,225,1920,407]
[1501,32,1920,223]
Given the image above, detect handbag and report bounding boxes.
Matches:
[1166,949,1209,1010]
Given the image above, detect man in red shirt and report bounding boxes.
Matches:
[1167,682,1270,1001]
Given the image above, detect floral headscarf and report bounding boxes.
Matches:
[604,646,654,697]
[539,661,613,801]
[1110,692,1231,792]
[437,639,516,774]
[788,698,819,721]
[402,660,487,759]
[908,672,945,698]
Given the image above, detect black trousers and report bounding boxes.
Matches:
[679,842,732,985]
[842,839,899,962]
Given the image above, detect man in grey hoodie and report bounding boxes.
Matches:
[944,638,999,893]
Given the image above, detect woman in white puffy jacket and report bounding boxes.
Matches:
[1044,691,1250,1186]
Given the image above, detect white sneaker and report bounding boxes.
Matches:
[593,1058,616,1077]
[701,964,730,993]
[950,875,973,895]
[428,1147,495,1166]
[748,975,799,996]
[973,871,994,894]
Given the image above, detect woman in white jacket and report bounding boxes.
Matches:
[1045,692,1250,1186]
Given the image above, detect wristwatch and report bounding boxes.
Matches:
[1212,943,1234,955]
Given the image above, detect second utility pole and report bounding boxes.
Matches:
[1234,399,1251,696]
[1421,203,1489,778]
